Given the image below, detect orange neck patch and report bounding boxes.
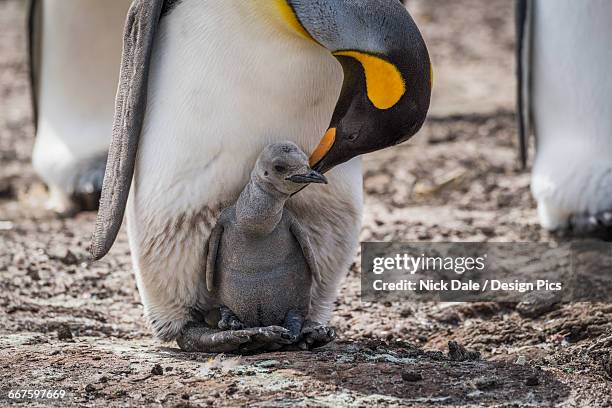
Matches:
[309,127,337,167]
[275,0,316,43]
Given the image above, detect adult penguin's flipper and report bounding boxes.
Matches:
[90,0,164,260]
[27,0,42,129]
[516,0,534,168]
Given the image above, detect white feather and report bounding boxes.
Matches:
[531,0,612,229]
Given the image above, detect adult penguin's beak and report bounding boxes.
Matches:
[287,169,328,184]
[286,0,432,173]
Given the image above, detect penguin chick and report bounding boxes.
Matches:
[205,142,327,340]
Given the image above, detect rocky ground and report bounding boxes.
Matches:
[0,0,610,406]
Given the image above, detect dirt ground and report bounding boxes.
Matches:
[0,0,610,406]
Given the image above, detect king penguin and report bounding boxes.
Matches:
[89,0,431,351]
[517,0,612,237]
[28,0,132,213]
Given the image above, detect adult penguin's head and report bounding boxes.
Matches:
[281,0,432,173]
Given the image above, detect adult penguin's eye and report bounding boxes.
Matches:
[274,165,287,173]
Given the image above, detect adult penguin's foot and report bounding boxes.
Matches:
[531,148,612,241]
[298,320,336,350]
[176,322,294,354]
[44,154,107,216]
[567,211,612,241]
[68,154,107,211]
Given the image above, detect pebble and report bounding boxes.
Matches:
[0,221,14,231]
[475,376,497,390]
[57,324,73,341]
[257,360,280,369]
[515,355,527,365]
[525,374,540,386]
[401,370,423,382]
[448,341,481,361]
[151,364,164,375]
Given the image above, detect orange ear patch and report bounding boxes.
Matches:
[334,51,406,110]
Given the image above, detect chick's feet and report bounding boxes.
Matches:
[218,306,245,330]
[298,320,336,350]
[177,323,295,354]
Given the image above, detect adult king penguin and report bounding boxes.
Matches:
[517,0,612,237]
[28,0,132,213]
[90,0,431,352]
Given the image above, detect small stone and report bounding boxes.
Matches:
[226,382,238,396]
[525,374,540,386]
[602,356,612,377]
[257,360,280,369]
[151,364,164,375]
[516,292,559,318]
[26,266,40,281]
[435,310,461,325]
[401,370,423,382]
[85,384,96,393]
[425,351,446,361]
[516,355,527,365]
[60,250,79,265]
[0,178,15,198]
[448,341,480,361]
[57,324,73,341]
[474,376,497,390]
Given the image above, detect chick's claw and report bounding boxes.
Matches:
[298,321,336,350]
[218,306,246,330]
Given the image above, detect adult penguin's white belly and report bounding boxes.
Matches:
[530,0,612,231]
[126,1,362,340]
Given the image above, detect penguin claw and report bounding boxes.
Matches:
[298,321,336,350]
[568,211,612,240]
[249,326,295,345]
[237,326,296,353]
[218,314,245,331]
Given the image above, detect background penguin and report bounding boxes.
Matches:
[90,0,430,352]
[517,0,612,237]
[27,0,131,213]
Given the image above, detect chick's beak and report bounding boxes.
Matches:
[286,169,328,184]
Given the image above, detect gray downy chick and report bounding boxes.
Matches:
[205,141,326,340]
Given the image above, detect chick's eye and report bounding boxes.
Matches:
[274,165,287,173]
